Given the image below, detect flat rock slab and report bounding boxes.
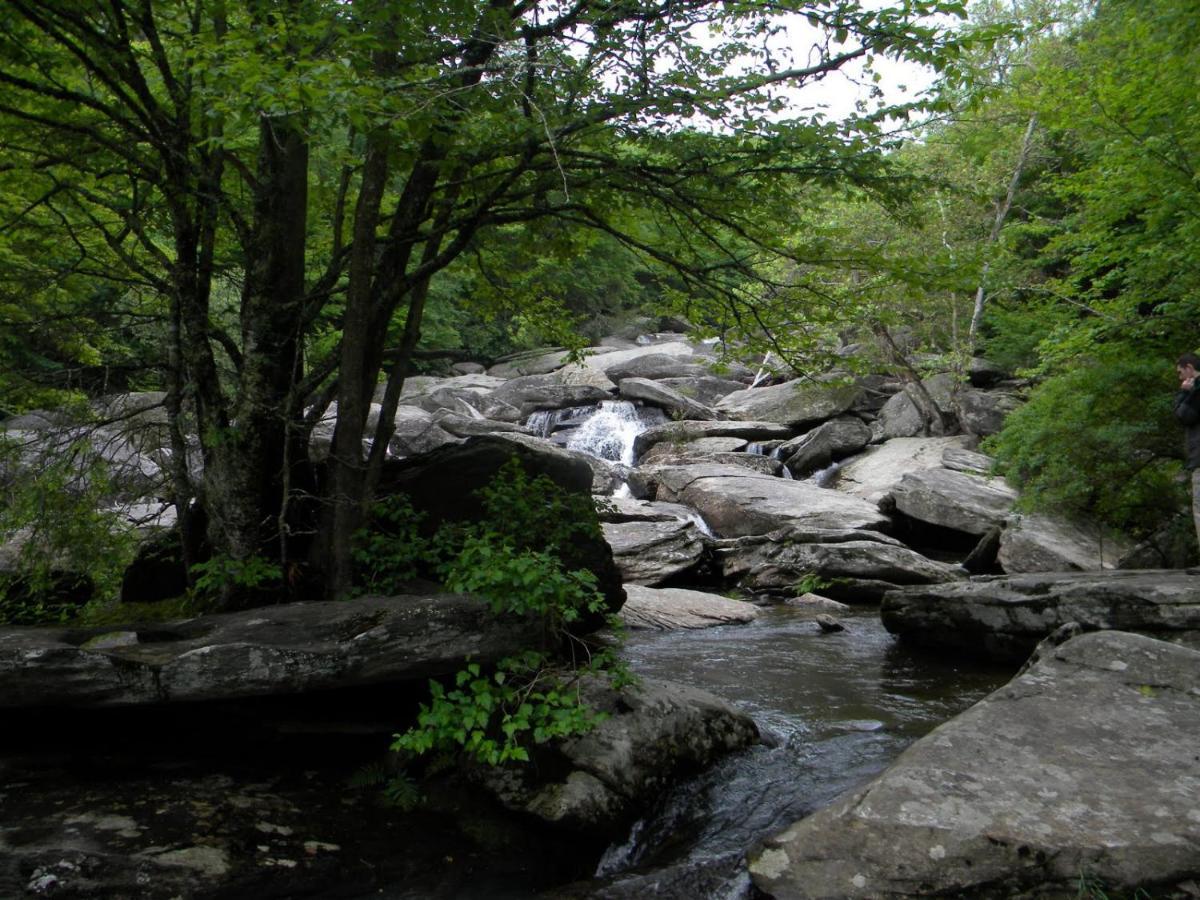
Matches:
[619,585,758,630]
[633,420,794,458]
[833,436,973,504]
[602,519,709,586]
[890,467,1018,536]
[0,594,542,708]
[715,379,861,427]
[881,569,1200,663]
[749,630,1200,898]
[654,464,891,537]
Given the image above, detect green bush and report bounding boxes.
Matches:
[985,351,1184,536]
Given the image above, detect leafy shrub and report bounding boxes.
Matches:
[189,554,283,607]
[984,351,1183,535]
[352,493,430,594]
[0,437,135,625]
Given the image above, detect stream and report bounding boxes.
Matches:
[560,606,1013,899]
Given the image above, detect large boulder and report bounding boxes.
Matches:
[633,421,794,458]
[653,465,891,537]
[657,375,749,406]
[474,677,758,837]
[616,378,719,421]
[957,387,1022,436]
[602,518,709,586]
[714,378,861,427]
[379,434,625,615]
[718,528,964,594]
[0,594,543,708]
[881,569,1200,662]
[998,512,1132,573]
[777,416,872,478]
[833,436,973,504]
[481,374,613,420]
[603,354,721,382]
[889,467,1018,536]
[619,585,758,630]
[750,630,1200,899]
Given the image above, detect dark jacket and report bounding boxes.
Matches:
[1174,386,1200,469]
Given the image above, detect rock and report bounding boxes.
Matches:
[638,447,784,477]
[430,410,532,438]
[889,467,1018,536]
[616,378,719,421]
[640,436,748,458]
[968,356,1008,387]
[580,342,698,380]
[961,524,1002,574]
[714,378,861,427]
[941,445,994,475]
[833,436,973,504]
[450,361,486,375]
[386,405,462,457]
[750,630,1200,899]
[474,677,758,837]
[486,347,579,378]
[633,420,794,458]
[482,374,613,420]
[379,434,625,615]
[875,387,933,439]
[618,585,758,630]
[785,593,850,613]
[602,518,709,586]
[777,416,871,477]
[0,593,545,708]
[598,497,711,526]
[603,354,719,382]
[881,569,1200,662]
[814,614,844,633]
[657,376,749,406]
[653,465,890,537]
[998,512,1132,573]
[717,528,964,593]
[958,388,1022,436]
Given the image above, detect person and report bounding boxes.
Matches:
[1173,352,1200,551]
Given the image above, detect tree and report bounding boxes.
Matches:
[0,0,973,604]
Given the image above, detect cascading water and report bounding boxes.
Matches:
[565,401,656,466]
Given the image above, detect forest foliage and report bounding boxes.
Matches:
[1,0,1198,618]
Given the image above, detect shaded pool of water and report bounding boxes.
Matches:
[563,605,1014,898]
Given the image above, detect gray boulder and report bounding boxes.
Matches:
[833,436,973,504]
[602,518,709,586]
[633,421,794,458]
[941,446,994,475]
[777,416,871,477]
[475,677,758,836]
[718,528,964,593]
[750,630,1200,899]
[998,512,1132,573]
[616,378,719,420]
[486,347,581,378]
[889,467,1018,536]
[653,465,891,537]
[657,375,748,406]
[958,387,1022,437]
[714,378,861,427]
[430,410,532,438]
[638,445,784,477]
[482,374,613,420]
[619,584,758,630]
[875,385,948,439]
[603,354,719,382]
[0,594,543,708]
[881,569,1200,662]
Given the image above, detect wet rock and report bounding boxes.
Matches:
[750,630,1200,899]
[430,410,532,438]
[833,436,974,504]
[814,614,844,633]
[889,467,1018,537]
[881,569,1200,662]
[653,465,890,537]
[619,585,758,630]
[714,378,861,427]
[785,593,851,613]
[616,378,719,421]
[0,593,544,708]
[998,512,1132,573]
[474,677,758,837]
[718,528,963,593]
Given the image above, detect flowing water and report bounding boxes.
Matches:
[565,401,665,466]
[565,606,1012,898]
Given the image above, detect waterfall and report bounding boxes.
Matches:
[526,404,598,438]
[565,401,650,466]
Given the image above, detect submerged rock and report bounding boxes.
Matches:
[749,630,1200,898]
[881,569,1200,662]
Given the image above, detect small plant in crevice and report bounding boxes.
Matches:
[347,760,422,812]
